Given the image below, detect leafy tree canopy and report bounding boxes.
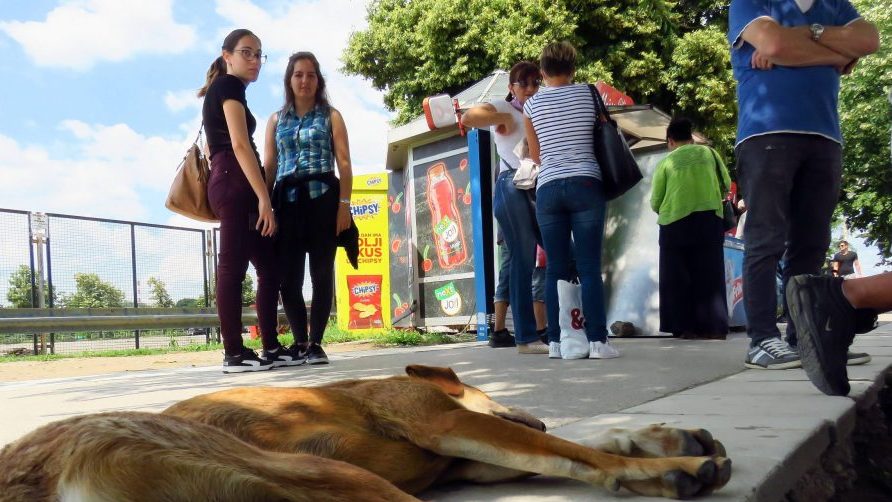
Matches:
[61,273,125,308]
[5,264,55,308]
[838,0,891,263]
[147,277,174,308]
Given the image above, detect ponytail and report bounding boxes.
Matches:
[198,56,227,97]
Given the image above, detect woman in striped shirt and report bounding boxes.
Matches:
[523,42,620,360]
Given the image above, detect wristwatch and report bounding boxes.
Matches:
[339,198,351,205]
[810,23,825,41]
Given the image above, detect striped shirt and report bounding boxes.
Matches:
[523,84,600,188]
[275,104,334,200]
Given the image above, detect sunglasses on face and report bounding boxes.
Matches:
[512,79,542,88]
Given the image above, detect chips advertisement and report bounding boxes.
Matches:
[335,173,391,331]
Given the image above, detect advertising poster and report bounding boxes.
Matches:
[723,237,746,328]
[412,152,476,320]
[387,169,413,325]
[335,173,390,331]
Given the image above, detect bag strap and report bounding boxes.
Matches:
[586,84,610,123]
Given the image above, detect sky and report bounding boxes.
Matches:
[0,0,888,285]
[0,0,390,230]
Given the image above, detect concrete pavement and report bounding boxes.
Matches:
[1,322,890,501]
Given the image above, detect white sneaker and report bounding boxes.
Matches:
[549,342,561,359]
[589,341,620,359]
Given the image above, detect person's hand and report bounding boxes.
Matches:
[336,203,351,235]
[751,50,774,70]
[256,198,276,237]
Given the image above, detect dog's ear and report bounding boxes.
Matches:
[405,365,464,396]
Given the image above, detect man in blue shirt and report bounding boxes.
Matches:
[728,0,878,370]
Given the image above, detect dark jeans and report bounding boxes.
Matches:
[658,211,729,336]
[737,134,841,347]
[207,150,280,356]
[493,170,542,343]
[536,176,607,343]
[277,186,338,345]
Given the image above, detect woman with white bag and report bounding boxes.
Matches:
[462,61,548,354]
[523,42,620,360]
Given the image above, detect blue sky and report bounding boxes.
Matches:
[0,0,390,229]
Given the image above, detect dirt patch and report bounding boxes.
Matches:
[0,342,378,383]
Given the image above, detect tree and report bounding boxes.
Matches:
[241,275,256,307]
[838,0,892,264]
[343,0,737,155]
[61,273,125,308]
[5,264,54,308]
[147,277,174,308]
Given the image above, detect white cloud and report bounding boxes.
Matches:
[214,0,392,174]
[164,89,202,113]
[0,0,197,70]
[0,122,191,221]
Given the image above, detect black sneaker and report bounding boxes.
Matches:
[489,328,516,348]
[537,328,549,344]
[745,337,801,370]
[261,345,306,368]
[786,274,855,396]
[222,348,274,373]
[305,343,329,365]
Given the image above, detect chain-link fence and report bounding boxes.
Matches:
[0,209,215,355]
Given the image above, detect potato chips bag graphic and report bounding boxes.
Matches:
[347,275,384,329]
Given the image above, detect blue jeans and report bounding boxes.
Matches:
[536,176,607,343]
[493,170,541,343]
[495,240,545,303]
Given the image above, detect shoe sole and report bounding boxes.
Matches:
[222,364,274,374]
[846,354,871,366]
[787,276,850,396]
[271,359,307,367]
[744,360,802,370]
[307,358,329,365]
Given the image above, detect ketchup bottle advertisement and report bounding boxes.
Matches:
[426,162,467,270]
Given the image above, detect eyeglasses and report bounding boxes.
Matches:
[512,79,542,88]
[234,49,267,64]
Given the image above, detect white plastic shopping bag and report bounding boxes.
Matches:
[558,280,589,359]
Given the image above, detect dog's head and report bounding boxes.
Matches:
[405,365,546,432]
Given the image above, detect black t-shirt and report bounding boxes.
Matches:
[833,251,858,275]
[202,74,260,162]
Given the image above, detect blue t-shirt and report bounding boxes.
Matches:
[728,0,861,146]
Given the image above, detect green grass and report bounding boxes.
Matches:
[0,320,476,362]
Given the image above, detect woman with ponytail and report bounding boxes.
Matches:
[201,29,301,373]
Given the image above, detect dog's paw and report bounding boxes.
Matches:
[630,425,726,458]
[620,456,732,499]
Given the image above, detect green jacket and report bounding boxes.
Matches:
[650,144,731,226]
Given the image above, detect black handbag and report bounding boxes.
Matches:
[586,84,642,200]
[709,148,737,231]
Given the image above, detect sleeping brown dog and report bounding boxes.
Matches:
[164,365,731,499]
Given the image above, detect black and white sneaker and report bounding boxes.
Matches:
[261,345,306,367]
[786,274,860,395]
[305,343,329,365]
[222,348,274,373]
[745,337,802,370]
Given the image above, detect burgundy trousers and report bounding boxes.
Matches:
[208,150,279,356]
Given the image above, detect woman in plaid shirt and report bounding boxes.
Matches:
[264,52,354,365]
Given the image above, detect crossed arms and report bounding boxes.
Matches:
[742,18,879,72]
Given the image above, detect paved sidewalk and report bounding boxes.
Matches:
[1,322,890,501]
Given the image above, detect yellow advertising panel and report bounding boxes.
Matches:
[335,173,390,331]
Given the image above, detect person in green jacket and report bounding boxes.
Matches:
[651,117,730,340]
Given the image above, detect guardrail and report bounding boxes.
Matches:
[0,308,292,356]
[0,308,287,333]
